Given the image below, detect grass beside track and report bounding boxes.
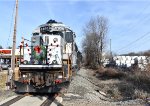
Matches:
[0,72,7,90]
[94,67,150,102]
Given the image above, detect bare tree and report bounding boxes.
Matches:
[82,16,108,69]
[7,46,12,49]
[0,45,3,49]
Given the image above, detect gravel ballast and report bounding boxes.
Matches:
[62,68,145,106]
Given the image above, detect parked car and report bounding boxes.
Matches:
[0,63,10,70]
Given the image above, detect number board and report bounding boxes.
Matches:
[40,26,51,33]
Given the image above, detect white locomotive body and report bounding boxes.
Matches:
[14,20,82,93]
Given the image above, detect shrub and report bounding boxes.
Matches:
[126,71,150,92]
[134,89,149,100]
[97,68,125,79]
[117,82,135,100]
[0,73,7,90]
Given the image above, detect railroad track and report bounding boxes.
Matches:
[0,93,58,106]
[40,94,56,106]
[0,96,25,106]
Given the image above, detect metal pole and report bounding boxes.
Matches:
[11,0,18,88]
[68,53,70,78]
[19,44,21,63]
[46,45,48,64]
[22,37,24,61]
[100,33,103,66]
[110,39,112,59]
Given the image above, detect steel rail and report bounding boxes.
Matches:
[40,94,56,106]
[0,95,25,106]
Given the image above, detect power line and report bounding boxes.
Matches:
[116,2,150,40]
[116,31,150,53]
[118,14,150,44]
[111,3,150,54]
[6,1,16,48]
[121,36,150,54]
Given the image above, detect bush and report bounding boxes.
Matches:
[117,82,135,100]
[134,89,149,100]
[97,68,125,79]
[95,67,150,100]
[126,71,150,92]
[0,73,7,90]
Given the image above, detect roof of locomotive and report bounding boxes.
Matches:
[32,19,72,34]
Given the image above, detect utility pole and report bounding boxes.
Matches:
[110,39,112,60]
[22,37,24,60]
[100,33,103,66]
[11,0,18,88]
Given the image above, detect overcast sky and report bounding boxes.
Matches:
[0,0,150,54]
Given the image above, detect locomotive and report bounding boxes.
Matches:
[13,20,82,93]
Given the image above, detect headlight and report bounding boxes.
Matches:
[23,75,27,78]
[58,75,62,78]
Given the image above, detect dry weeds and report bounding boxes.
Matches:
[0,72,7,90]
[95,67,150,101]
